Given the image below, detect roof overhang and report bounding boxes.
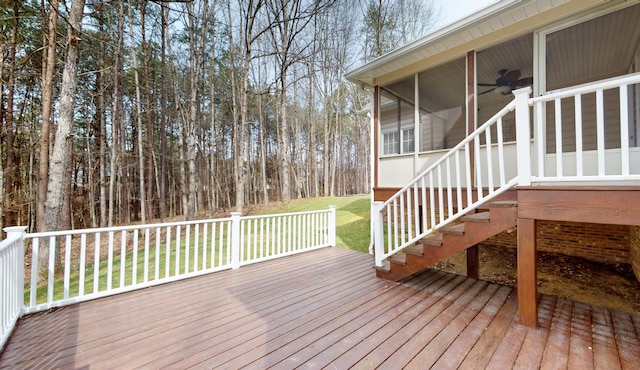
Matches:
[346,0,615,87]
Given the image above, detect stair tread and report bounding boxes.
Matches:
[421,235,443,247]
[461,212,490,222]
[405,245,424,256]
[389,253,406,265]
[440,223,465,235]
[488,200,518,208]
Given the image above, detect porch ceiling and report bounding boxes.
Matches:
[364,2,640,111]
[346,0,634,88]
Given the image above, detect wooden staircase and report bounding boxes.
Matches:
[376,200,518,281]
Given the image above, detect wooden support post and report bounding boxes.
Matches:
[517,217,537,327]
[466,245,479,279]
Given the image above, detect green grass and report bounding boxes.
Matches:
[257,194,371,253]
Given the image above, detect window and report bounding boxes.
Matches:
[379,89,417,156]
[382,127,415,155]
[402,127,415,153]
[383,131,399,155]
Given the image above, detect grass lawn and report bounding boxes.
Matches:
[255,194,371,253]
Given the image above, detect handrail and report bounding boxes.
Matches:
[373,92,525,267]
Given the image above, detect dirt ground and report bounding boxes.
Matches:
[432,245,640,315]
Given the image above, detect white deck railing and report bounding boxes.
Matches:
[0,206,336,340]
[1,227,26,350]
[531,72,640,184]
[374,72,640,267]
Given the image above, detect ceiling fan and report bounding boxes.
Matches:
[478,69,533,95]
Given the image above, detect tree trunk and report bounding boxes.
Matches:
[129,3,147,224]
[140,1,156,221]
[159,2,168,221]
[108,0,125,226]
[36,0,59,232]
[40,0,85,274]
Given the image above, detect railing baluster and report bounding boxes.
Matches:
[596,89,605,176]
[287,215,292,253]
[193,224,199,272]
[429,172,435,230]
[496,117,507,188]
[252,218,257,257]
[185,225,190,274]
[446,157,453,217]
[575,94,583,176]
[144,228,150,282]
[386,203,392,255]
[485,125,494,193]
[132,229,138,285]
[165,227,171,278]
[555,98,563,177]
[474,136,483,200]
[155,227,161,281]
[93,233,100,294]
[175,226,181,276]
[63,235,72,300]
[437,165,444,224]
[118,231,126,288]
[79,234,86,296]
[620,85,630,176]
[30,239,39,307]
[47,236,55,303]
[465,142,472,208]
[421,177,427,232]
[226,220,232,265]
[496,117,506,186]
[455,150,463,210]
[413,183,420,237]
[214,222,222,268]
[259,218,264,258]
[535,101,545,178]
[404,186,411,241]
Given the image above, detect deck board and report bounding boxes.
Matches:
[1,247,639,369]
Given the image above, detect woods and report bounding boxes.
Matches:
[0,0,436,235]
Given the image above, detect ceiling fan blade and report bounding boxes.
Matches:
[502,69,522,83]
[478,83,497,86]
[516,77,533,86]
[479,88,496,95]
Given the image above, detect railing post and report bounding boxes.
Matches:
[4,227,27,300]
[372,201,385,267]
[328,206,337,246]
[2,226,27,348]
[230,212,241,269]
[514,87,532,186]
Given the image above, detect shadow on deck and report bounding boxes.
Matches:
[1,247,639,368]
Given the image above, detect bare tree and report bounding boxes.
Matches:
[266,0,335,202]
[40,0,86,271]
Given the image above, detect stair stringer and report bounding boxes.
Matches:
[376,203,517,281]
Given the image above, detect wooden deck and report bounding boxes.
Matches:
[1,247,639,369]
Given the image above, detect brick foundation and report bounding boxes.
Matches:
[631,226,640,282]
[480,221,630,264]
